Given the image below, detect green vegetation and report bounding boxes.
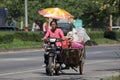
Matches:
[0,31,43,49]
[0,31,120,49]
[93,38,119,44]
[0,39,43,49]
[101,75,120,80]
[85,38,120,46]
[0,0,120,49]
[86,30,120,46]
[0,31,14,44]
[87,31,104,39]
[0,0,120,29]
[14,31,43,42]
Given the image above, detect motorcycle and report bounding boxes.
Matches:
[44,37,85,76]
[44,37,62,76]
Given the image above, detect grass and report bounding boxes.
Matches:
[0,38,120,50]
[0,39,43,50]
[101,75,120,80]
[93,38,120,44]
[85,38,120,46]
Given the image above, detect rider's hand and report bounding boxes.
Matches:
[61,38,65,41]
[41,38,47,43]
[41,38,45,41]
[68,38,73,42]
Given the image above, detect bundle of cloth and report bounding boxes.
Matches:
[66,28,90,49]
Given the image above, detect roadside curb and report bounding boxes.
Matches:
[0,43,119,54]
[86,43,120,48]
[0,47,44,54]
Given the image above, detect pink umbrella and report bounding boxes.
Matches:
[38,7,74,20]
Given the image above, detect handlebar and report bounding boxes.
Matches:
[46,37,62,43]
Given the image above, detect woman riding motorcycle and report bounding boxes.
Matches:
[42,20,65,66]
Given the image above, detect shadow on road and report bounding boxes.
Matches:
[32,71,85,80]
[32,71,82,76]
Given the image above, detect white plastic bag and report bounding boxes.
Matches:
[67,28,90,42]
[67,28,84,42]
[76,28,90,42]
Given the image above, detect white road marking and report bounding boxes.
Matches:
[0,68,44,76]
[0,49,44,54]
[0,59,119,77]
[85,59,120,65]
[86,60,109,65]
[88,50,114,54]
[0,50,119,62]
[0,57,43,61]
[0,54,119,77]
[0,58,30,61]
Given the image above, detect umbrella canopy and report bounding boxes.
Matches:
[38,8,74,20]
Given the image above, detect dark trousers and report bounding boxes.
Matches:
[44,47,63,65]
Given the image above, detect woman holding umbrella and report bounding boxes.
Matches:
[42,18,51,34]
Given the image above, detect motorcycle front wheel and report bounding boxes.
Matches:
[48,56,54,76]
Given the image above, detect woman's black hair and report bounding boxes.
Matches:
[50,20,57,26]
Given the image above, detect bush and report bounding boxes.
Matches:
[87,31,104,39]
[116,31,120,40]
[85,40,98,46]
[0,32,14,44]
[14,31,43,42]
[104,30,117,40]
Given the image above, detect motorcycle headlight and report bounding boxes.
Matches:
[49,38,56,42]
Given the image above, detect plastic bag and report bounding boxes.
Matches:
[71,41,84,49]
[62,38,69,48]
[76,28,90,42]
[67,28,83,42]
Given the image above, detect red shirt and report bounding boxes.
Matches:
[43,28,64,46]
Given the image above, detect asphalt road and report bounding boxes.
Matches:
[0,45,120,80]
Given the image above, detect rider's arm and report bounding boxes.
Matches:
[59,29,65,40]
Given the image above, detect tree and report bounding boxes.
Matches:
[0,0,119,29]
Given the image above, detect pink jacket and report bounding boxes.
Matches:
[43,28,64,46]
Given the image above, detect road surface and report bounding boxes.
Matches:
[0,45,120,80]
